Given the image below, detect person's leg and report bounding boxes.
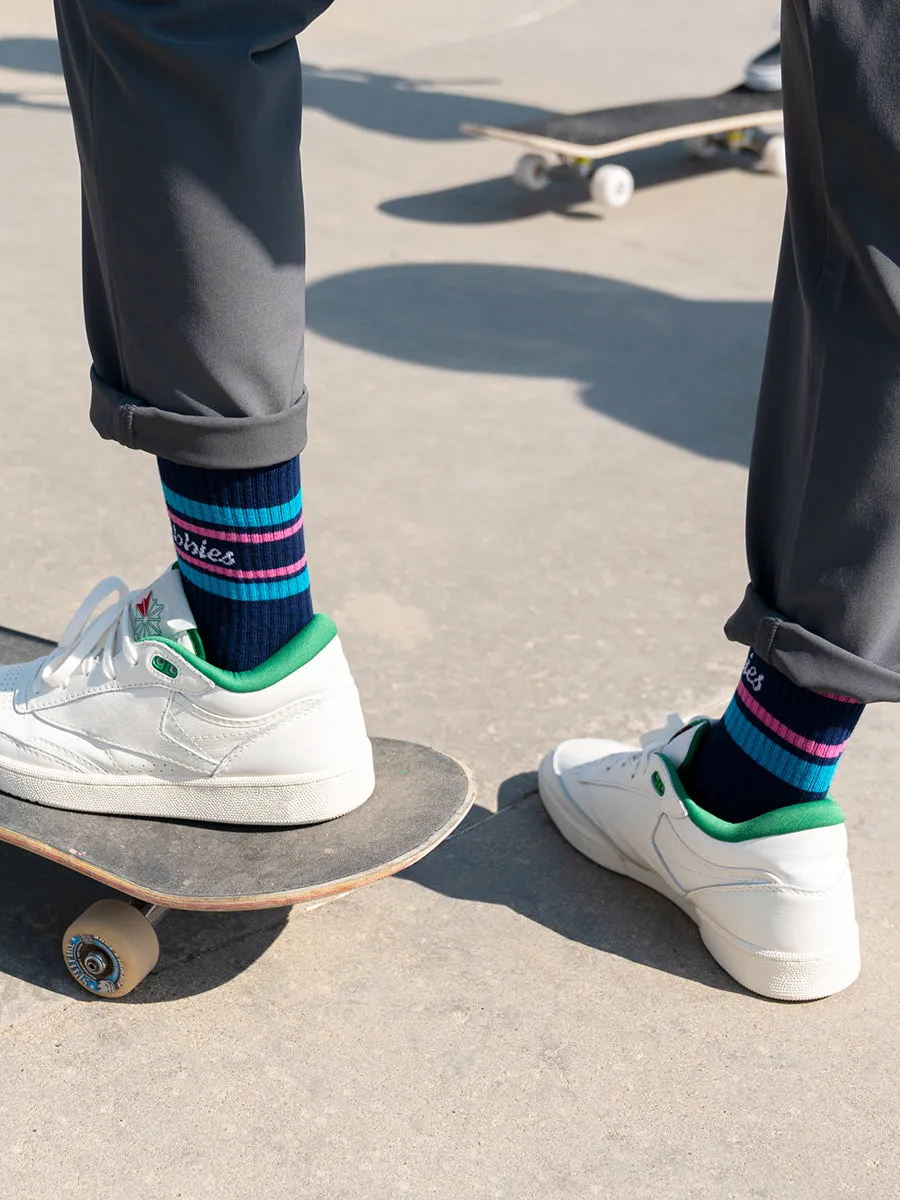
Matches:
[728,0,900,705]
[55,0,330,670]
[157,456,312,672]
[541,0,899,999]
[56,0,328,466]
[685,0,900,819]
[678,649,864,822]
[0,0,374,824]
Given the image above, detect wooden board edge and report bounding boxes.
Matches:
[0,758,476,912]
[460,110,783,160]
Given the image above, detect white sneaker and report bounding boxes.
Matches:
[538,716,860,1001]
[0,567,374,824]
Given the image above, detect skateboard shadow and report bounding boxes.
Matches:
[380,144,760,226]
[307,262,767,466]
[382,175,597,227]
[402,778,746,996]
[0,839,289,1005]
[0,773,740,1004]
[303,64,546,143]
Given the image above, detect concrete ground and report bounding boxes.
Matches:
[0,2,898,1197]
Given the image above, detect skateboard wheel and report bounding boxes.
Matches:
[513,153,550,192]
[62,899,160,999]
[685,136,717,161]
[589,164,634,209]
[759,133,787,177]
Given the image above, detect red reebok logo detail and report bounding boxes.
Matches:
[136,593,152,619]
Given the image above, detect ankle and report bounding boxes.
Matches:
[157,457,313,671]
[680,653,864,823]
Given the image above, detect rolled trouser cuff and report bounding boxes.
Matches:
[725,585,900,704]
[89,368,309,469]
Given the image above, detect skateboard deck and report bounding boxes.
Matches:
[0,738,473,910]
[0,628,474,996]
[461,87,785,208]
[461,87,783,159]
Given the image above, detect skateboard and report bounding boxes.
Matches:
[461,86,784,210]
[0,633,474,999]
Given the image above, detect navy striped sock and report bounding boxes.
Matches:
[157,457,313,672]
[680,651,864,822]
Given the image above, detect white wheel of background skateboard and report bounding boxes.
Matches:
[513,153,551,192]
[759,133,787,177]
[589,164,635,209]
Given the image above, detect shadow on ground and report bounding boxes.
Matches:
[0,44,536,140]
[0,638,738,1005]
[0,48,540,131]
[303,64,546,141]
[0,785,741,1006]
[0,840,288,1005]
[308,262,767,465]
[406,779,744,996]
[0,36,67,113]
[0,92,67,112]
[381,143,769,225]
[0,37,63,74]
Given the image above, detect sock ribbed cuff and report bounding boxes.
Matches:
[158,457,313,671]
[680,651,864,822]
[725,651,863,797]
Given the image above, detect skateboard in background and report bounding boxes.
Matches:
[462,87,784,211]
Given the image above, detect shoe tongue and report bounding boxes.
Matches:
[661,719,711,769]
[130,566,199,651]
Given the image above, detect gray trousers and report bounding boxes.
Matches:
[55,1,900,702]
[726,0,900,703]
[53,0,333,469]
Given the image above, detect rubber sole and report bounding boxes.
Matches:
[0,748,376,825]
[537,751,860,1001]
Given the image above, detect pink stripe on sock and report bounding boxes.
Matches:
[820,692,861,704]
[168,509,304,544]
[176,547,307,581]
[736,681,847,759]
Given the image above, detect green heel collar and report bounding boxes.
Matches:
[661,754,846,842]
[153,613,338,693]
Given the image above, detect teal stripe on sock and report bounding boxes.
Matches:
[162,483,303,528]
[178,557,310,601]
[723,701,837,794]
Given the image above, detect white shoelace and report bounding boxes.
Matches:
[603,713,688,782]
[640,713,688,753]
[40,577,138,691]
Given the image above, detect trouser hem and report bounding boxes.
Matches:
[89,368,309,468]
[725,585,900,703]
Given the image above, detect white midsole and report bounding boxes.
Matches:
[537,752,861,1001]
[0,745,376,825]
